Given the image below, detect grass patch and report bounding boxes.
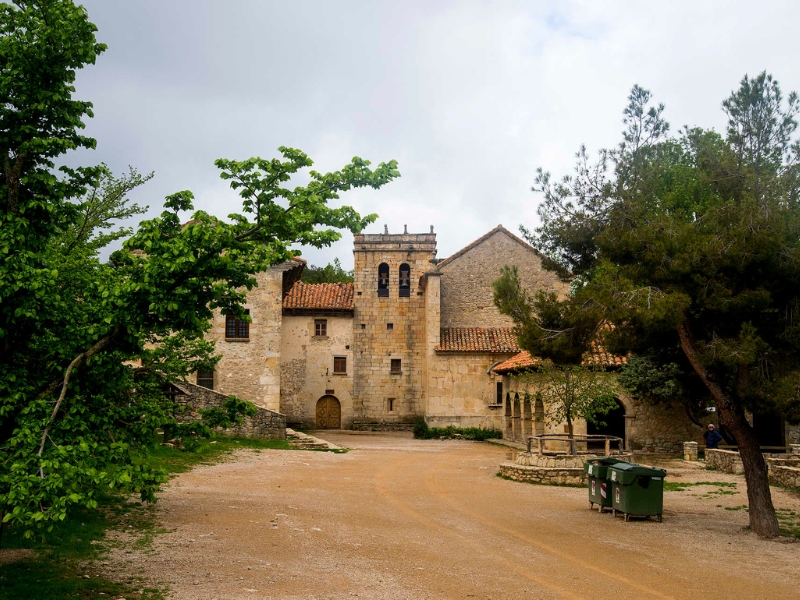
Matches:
[776,508,800,539]
[414,419,502,441]
[0,434,291,599]
[664,480,737,493]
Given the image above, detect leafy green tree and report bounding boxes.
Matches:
[0,0,399,540]
[493,267,619,454]
[300,257,354,284]
[504,73,800,537]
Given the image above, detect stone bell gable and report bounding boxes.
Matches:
[436,225,570,329]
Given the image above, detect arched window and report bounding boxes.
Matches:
[378,263,389,297]
[399,263,411,297]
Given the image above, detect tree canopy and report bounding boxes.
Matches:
[0,0,399,538]
[300,258,354,284]
[498,72,800,537]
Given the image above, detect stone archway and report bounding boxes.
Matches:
[316,395,341,429]
[587,398,626,449]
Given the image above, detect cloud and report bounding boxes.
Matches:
[73,0,800,266]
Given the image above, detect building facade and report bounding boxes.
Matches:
[199,225,798,452]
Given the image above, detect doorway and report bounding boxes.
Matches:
[587,398,626,450]
[316,395,341,429]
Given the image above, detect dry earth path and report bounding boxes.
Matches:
[105,432,800,599]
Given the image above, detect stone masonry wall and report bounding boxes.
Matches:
[279,315,354,429]
[175,381,286,439]
[204,269,283,412]
[438,229,569,328]
[425,352,511,430]
[352,232,436,426]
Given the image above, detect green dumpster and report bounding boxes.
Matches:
[608,463,667,522]
[584,458,628,513]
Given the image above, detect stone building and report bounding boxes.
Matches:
[198,224,798,452]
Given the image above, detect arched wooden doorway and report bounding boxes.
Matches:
[316,395,341,429]
[587,398,626,449]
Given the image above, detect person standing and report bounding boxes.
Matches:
[704,423,723,449]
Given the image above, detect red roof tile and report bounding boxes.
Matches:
[436,328,521,353]
[492,343,627,374]
[283,282,354,312]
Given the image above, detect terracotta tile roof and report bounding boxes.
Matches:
[436,328,521,353]
[492,343,627,374]
[283,282,354,312]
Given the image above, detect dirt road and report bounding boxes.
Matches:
[107,432,800,599]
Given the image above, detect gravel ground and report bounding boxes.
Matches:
[101,432,800,599]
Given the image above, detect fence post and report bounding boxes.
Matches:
[604,438,610,457]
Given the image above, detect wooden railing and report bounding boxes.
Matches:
[527,433,624,457]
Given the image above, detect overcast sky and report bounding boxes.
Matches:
[71,0,800,268]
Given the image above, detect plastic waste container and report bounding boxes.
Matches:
[608,462,667,522]
[584,457,628,513]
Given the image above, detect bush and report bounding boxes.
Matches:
[412,418,502,441]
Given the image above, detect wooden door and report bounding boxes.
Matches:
[316,395,341,429]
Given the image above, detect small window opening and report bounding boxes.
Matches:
[378,263,389,297]
[399,263,411,297]
[314,319,327,337]
[360,323,366,330]
[226,309,250,339]
[387,398,395,412]
[197,370,215,390]
[333,356,347,374]
[496,381,503,405]
[390,358,402,374]
[387,323,393,331]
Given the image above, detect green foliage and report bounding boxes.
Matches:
[0,1,398,538]
[618,354,682,402]
[0,435,290,599]
[301,258,354,284]
[412,419,502,441]
[513,70,800,536]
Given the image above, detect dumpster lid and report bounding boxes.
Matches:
[589,457,628,466]
[609,462,667,477]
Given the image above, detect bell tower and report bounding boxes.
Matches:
[351,225,437,427]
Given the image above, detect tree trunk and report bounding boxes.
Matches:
[677,321,780,538]
[566,413,576,455]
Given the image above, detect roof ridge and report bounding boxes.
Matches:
[435,225,541,269]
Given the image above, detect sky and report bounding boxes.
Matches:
[70,0,800,268]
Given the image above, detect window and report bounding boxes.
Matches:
[226,309,250,339]
[333,356,347,374]
[197,370,214,390]
[387,323,393,331]
[387,398,395,412]
[314,319,327,337]
[399,263,411,297]
[360,323,366,330]
[378,262,389,297]
[390,358,402,374]
[496,381,503,405]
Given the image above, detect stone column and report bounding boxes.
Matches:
[683,441,698,461]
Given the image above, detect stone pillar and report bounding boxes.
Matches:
[790,444,800,455]
[683,441,698,461]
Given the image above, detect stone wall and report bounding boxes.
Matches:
[626,396,705,453]
[351,231,436,426]
[175,381,286,440]
[438,228,569,328]
[770,465,800,489]
[705,449,744,474]
[424,351,510,430]
[204,269,284,412]
[279,315,353,429]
